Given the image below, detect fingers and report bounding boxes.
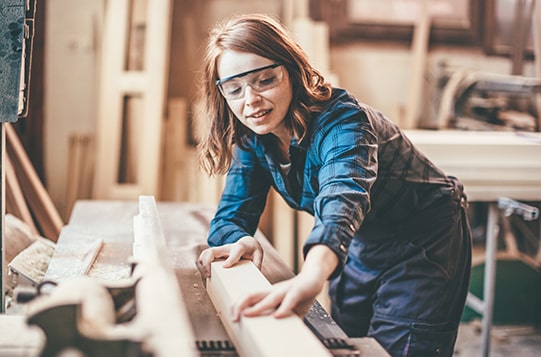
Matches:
[223,236,264,269]
[231,277,318,323]
[242,292,283,317]
[197,238,260,277]
[223,244,244,268]
[197,246,231,277]
[273,292,311,318]
[252,248,263,270]
[232,290,286,322]
[231,291,269,322]
[231,284,290,322]
[272,293,297,318]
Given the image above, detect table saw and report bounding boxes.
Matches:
[2,199,388,356]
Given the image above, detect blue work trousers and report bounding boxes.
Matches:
[329,193,472,357]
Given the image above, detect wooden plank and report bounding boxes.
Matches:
[160,98,187,201]
[533,0,541,129]
[93,0,173,200]
[5,124,63,241]
[207,260,332,357]
[92,0,128,199]
[5,154,38,235]
[45,235,107,283]
[404,129,541,201]
[75,238,103,276]
[64,134,83,219]
[64,134,94,219]
[130,196,198,357]
[402,0,431,129]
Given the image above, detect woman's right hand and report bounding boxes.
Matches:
[197,236,264,278]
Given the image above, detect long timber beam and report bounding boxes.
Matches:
[207,260,332,357]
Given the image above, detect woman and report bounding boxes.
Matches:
[196,13,472,357]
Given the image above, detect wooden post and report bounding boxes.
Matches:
[533,0,541,130]
[403,0,431,129]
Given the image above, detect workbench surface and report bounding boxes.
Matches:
[27,200,388,356]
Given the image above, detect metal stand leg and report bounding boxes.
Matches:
[466,199,539,357]
[465,204,498,357]
[481,203,499,357]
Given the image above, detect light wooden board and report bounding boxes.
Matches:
[5,154,39,235]
[93,0,173,200]
[207,260,332,357]
[130,196,198,357]
[403,0,430,129]
[160,98,188,201]
[64,134,94,220]
[404,129,541,201]
[6,124,63,241]
[533,0,541,129]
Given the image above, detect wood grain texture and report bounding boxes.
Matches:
[93,0,173,200]
[41,200,384,355]
[404,129,541,201]
[6,124,63,241]
[403,0,430,129]
[207,260,332,357]
[533,0,541,129]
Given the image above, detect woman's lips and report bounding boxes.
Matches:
[248,109,271,121]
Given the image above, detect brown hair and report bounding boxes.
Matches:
[197,14,332,176]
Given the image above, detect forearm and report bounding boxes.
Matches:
[300,244,339,287]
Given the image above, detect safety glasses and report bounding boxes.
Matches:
[216,63,284,100]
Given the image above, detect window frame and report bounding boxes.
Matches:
[309,0,482,46]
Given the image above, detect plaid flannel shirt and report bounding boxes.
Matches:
[208,88,456,276]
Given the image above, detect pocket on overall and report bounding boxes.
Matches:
[405,322,457,357]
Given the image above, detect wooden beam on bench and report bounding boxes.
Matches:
[207,260,332,357]
[129,196,199,356]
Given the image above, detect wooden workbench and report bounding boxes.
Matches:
[24,200,387,356]
[404,130,541,202]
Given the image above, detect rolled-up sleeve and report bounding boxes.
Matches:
[208,144,272,247]
[303,105,378,278]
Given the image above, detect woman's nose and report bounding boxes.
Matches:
[244,85,262,105]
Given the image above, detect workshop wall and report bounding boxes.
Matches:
[44,0,102,219]
[42,0,536,224]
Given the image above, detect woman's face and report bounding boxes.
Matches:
[217,50,293,140]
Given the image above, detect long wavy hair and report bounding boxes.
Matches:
[197,13,332,176]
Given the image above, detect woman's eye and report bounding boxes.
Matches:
[258,75,276,86]
[225,85,242,95]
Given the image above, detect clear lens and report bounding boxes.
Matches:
[218,64,283,100]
